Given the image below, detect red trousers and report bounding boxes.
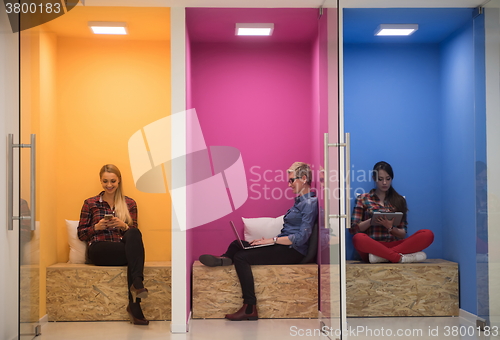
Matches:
[352,229,434,263]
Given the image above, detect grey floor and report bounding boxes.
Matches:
[30,316,500,340]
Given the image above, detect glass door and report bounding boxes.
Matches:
[318,4,345,340]
[1,4,39,339]
[473,2,488,326]
[19,30,40,340]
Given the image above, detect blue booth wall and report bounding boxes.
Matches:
[344,14,482,314]
[344,43,444,260]
[441,16,486,316]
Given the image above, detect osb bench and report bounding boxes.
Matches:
[346,259,459,317]
[192,261,318,319]
[46,261,171,321]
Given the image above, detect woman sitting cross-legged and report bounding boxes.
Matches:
[350,161,434,263]
[199,162,318,321]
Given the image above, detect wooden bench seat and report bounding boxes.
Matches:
[46,262,171,321]
[47,258,457,321]
[192,261,318,319]
[346,259,459,317]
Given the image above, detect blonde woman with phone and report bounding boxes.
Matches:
[77,164,149,325]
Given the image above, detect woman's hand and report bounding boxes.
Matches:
[375,215,394,230]
[358,218,372,232]
[250,237,273,246]
[94,218,109,231]
[94,217,128,231]
[107,217,129,231]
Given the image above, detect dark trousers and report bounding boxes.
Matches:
[222,240,304,305]
[88,228,145,303]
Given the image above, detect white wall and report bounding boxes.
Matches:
[170,6,188,333]
[0,7,20,340]
[485,4,500,329]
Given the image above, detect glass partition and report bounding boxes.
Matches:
[19,30,40,340]
[318,4,344,339]
[474,4,488,324]
[341,0,491,336]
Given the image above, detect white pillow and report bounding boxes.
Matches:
[242,215,284,242]
[66,220,87,264]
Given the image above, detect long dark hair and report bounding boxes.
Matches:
[372,161,408,215]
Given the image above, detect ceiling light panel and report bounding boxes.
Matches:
[236,23,274,36]
[375,24,418,36]
[89,21,128,35]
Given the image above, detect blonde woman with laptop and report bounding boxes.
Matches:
[199,162,318,321]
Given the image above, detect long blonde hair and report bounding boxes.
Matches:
[99,164,133,225]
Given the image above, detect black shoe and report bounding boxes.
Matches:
[199,254,232,267]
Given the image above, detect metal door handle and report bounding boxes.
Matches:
[345,133,351,227]
[324,132,351,229]
[8,134,36,231]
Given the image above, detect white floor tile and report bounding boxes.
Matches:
[345,317,500,340]
[34,317,500,340]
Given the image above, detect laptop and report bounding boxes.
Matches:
[230,221,275,250]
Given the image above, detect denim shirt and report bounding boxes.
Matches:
[277,192,318,256]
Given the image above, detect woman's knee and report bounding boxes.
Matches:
[352,233,369,245]
[125,227,142,239]
[420,229,435,243]
[233,251,249,265]
[422,229,434,236]
[230,240,241,248]
[416,229,434,240]
[352,233,376,251]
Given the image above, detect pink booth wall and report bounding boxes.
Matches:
[188,40,318,255]
[186,8,322,261]
[184,9,334,321]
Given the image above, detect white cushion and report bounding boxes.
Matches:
[66,220,87,264]
[242,215,284,242]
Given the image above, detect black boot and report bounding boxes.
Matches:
[225,304,258,321]
[199,254,232,267]
[126,302,149,325]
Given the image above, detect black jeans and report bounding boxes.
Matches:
[222,240,304,305]
[88,228,145,303]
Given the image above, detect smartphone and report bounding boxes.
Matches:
[104,214,114,220]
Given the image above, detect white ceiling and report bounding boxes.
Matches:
[80,0,324,7]
[81,0,487,8]
[337,0,487,7]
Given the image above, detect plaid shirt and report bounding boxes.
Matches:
[77,191,138,244]
[350,189,407,241]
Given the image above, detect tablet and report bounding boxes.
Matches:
[370,212,403,226]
